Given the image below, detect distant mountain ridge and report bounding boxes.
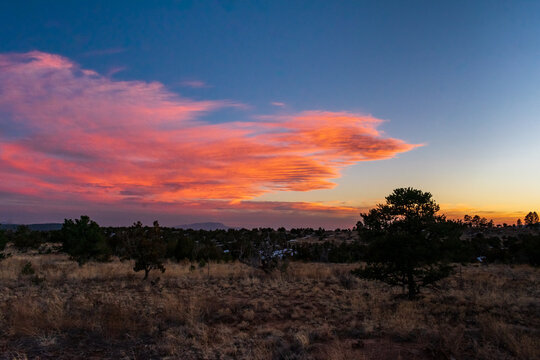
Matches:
[0,222,232,231]
[0,223,63,231]
[175,222,230,230]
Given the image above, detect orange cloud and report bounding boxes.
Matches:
[0,51,418,220]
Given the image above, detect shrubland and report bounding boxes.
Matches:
[0,254,537,359]
[0,188,538,359]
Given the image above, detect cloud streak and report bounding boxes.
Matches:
[81,47,127,57]
[180,80,211,88]
[0,51,419,223]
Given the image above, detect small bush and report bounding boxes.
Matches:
[31,275,45,285]
[21,261,35,275]
[122,221,166,280]
[338,272,358,290]
[0,229,9,261]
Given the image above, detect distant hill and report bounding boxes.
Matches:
[175,222,230,230]
[0,223,63,231]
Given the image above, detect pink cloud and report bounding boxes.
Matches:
[180,80,211,88]
[0,51,419,223]
[106,66,128,77]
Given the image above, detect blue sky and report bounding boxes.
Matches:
[0,1,539,227]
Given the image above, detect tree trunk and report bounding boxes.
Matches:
[407,271,417,299]
[144,267,150,280]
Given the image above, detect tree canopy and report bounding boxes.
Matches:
[122,221,167,280]
[524,211,539,227]
[61,215,110,264]
[353,187,461,299]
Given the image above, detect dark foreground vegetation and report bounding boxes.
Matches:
[0,257,538,359]
[1,214,538,276]
[0,188,538,359]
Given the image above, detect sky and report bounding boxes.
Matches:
[0,1,539,228]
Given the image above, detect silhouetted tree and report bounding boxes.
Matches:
[353,188,459,299]
[0,228,9,261]
[123,221,166,280]
[520,234,540,266]
[61,216,110,264]
[517,219,522,226]
[463,214,493,228]
[174,233,195,261]
[12,225,43,250]
[524,211,539,227]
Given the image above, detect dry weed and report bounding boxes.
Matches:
[0,254,537,359]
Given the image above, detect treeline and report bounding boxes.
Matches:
[293,230,540,266]
[0,217,311,270]
[462,232,540,265]
[1,215,538,269]
[462,211,540,228]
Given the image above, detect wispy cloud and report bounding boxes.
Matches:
[106,66,128,77]
[271,101,286,107]
[0,51,419,223]
[180,80,211,88]
[81,47,127,57]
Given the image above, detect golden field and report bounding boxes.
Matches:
[0,253,538,359]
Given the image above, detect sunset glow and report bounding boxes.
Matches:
[1,2,539,227]
[0,52,417,225]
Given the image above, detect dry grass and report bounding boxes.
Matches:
[0,254,538,359]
